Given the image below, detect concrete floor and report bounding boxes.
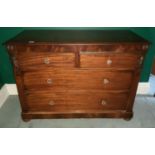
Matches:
[0,95,155,128]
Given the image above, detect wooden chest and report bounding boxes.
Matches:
[5,30,149,121]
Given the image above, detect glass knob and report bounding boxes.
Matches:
[44,57,50,64]
[47,78,52,84]
[103,78,109,84]
[48,101,55,106]
[101,100,107,106]
[107,59,112,65]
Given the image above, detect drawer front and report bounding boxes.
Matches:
[23,69,133,90]
[17,52,75,70]
[25,90,128,111]
[80,52,141,69]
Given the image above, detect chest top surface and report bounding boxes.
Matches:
[5,30,149,44]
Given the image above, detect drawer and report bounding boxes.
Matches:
[23,69,133,90]
[80,52,141,69]
[17,52,75,71]
[25,90,128,111]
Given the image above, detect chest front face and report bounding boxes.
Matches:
[6,38,149,121]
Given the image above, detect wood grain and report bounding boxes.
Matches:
[5,31,149,121]
[25,90,128,111]
[80,52,141,69]
[17,52,75,70]
[23,69,133,90]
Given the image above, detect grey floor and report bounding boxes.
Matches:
[149,74,155,95]
[0,95,155,128]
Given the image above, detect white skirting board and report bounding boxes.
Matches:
[0,84,18,109]
[0,83,151,109]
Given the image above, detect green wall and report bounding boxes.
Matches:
[0,27,155,87]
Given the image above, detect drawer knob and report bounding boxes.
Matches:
[107,59,112,65]
[48,101,55,106]
[44,57,50,64]
[101,100,107,106]
[103,78,109,84]
[47,78,52,84]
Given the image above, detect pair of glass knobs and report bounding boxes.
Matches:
[43,57,113,65]
[48,100,108,106]
[46,78,110,85]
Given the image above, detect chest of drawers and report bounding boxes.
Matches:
[5,30,149,121]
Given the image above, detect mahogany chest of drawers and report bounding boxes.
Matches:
[5,30,149,121]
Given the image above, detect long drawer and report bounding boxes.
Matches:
[80,52,142,69]
[17,52,75,70]
[25,90,128,111]
[23,69,133,90]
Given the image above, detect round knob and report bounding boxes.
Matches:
[107,59,112,65]
[101,100,107,106]
[48,101,55,106]
[47,78,52,84]
[103,78,109,85]
[44,57,50,64]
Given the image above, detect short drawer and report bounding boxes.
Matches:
[17,52,75,71]
[23,69,133,90]
[80,52,141,69]
[25,90,128,111]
